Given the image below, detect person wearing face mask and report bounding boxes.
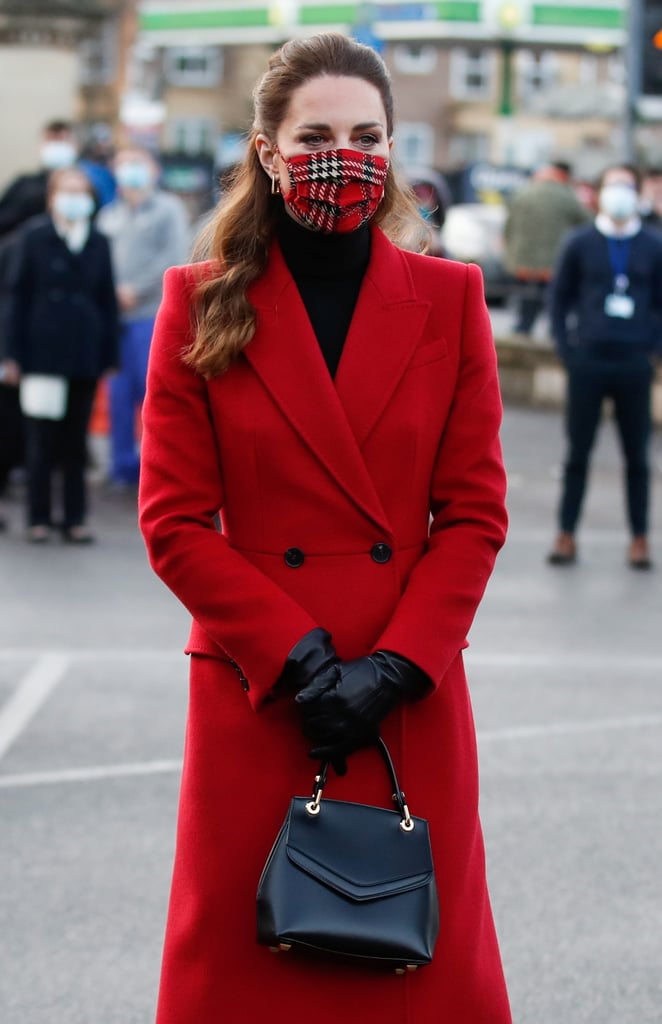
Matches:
[548,164,662,569]
[96,147,189,488]
[139,34,511,1024]
[0,120,78,242]
[6,168,118,542]
[0,122,81,512]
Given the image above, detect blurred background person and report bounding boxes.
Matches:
[504,161,590,338]
[404,165,452,257]
[97,147,189,488]
[0,120,84,497]
[547,163,662,570]
[0,352,22,531]
[0,119,78,239]
[639,166,662,231]
[78,122,117,209]
[0,120,80,392]
[6,167,118,543]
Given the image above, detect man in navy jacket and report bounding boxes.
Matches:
[548,163,662,569]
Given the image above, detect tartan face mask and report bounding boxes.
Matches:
[279,148,389,234]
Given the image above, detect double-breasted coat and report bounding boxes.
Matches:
[139,226,512,1023]
[7,216,118,378]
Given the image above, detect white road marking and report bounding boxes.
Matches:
[0,716,661,789]
[0,653,70,761]
[478,714,662,743]
[0,758,182,789]
[466,651,662,670]
[1,648,661,671]
[0,649,182,662]
[0,648,661,789]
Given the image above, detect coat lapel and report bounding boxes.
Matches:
[243,231,430,532]
[334,229,432,448]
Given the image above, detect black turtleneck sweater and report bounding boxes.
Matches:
[276,203,371,379]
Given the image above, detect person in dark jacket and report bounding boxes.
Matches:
[548,163,662,569]
[0,120,78,239]
[7,167,118,543]
[0,120,81,521]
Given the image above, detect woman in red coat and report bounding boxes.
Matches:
[139,33,511,1024]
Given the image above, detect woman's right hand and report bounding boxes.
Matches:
[276,627,338,694]
[0,360,20,387]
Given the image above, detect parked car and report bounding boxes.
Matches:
[440,202,515,303]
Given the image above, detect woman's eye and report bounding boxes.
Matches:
[301,134,325,146]
[357,134,379,147]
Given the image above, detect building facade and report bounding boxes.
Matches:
[0,0,135,190]
[2,1,661,195]
[131,0,661,181]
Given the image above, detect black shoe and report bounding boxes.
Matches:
[62,526,96,545]
[628,538,652,570]
[26,525,50,544]
[546,533,577,565]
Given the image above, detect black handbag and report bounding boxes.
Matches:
[256,738,439,973]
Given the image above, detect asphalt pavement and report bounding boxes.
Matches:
[1,400,661,1024]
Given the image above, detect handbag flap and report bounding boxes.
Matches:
[285,797,434,903]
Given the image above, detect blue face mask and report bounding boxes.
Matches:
[52,191,95,222]
[116,161,152,191]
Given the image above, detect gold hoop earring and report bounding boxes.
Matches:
[271,174,280,195]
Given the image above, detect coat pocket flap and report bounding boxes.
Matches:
[285,797,434,902]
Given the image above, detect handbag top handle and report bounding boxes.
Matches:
[307,737,415,833]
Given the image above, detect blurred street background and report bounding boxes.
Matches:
[1,399,661,1023]
[2,2,662,1022]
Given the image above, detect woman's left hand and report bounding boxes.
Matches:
[296,651,432,768]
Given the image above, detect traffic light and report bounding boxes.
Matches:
[642,0,662,96]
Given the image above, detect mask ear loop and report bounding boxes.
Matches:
[271,143,281,195]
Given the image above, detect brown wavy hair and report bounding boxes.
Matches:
[186,33,428,377]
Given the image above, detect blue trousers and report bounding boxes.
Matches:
[109,318,154,484]
[559,347,653,537]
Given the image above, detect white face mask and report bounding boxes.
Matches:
[40,140,77,171]
[599,184,639,221]
[52,191,95,222]
[115,161,153,191]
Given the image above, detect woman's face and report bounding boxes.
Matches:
[49,169,92,206]
[257,74,391,193]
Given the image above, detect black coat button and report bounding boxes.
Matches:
[370,543,392,564]
[284,547,305,568]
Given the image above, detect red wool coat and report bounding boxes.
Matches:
[139,227,512,1024]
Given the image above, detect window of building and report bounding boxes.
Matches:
[516,50,558,98]
[79,21,116,86]
[395,122,435,167]
[164,47,222,88]
[448,132,490,166]
[579,54,599,87]
[169,118,216,155]
[606,54,626,85]
[393,43,438,75]
[449,48,493,100]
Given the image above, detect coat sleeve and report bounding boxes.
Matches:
[95,233,119,372]
[549,233,581,362]
[5,227,32,365]
[138,266,319,710]
[374,262,508,688]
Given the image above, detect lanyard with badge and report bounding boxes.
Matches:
[604,237,635,319]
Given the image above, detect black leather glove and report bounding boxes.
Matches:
[295,650,432,764]
[275,627,338,695]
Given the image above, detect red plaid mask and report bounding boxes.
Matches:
[280,148,389,234]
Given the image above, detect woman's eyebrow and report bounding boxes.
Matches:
[295,120,384,131]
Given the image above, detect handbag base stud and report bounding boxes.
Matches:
[269,943,293,953]
[395,965,419,975]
